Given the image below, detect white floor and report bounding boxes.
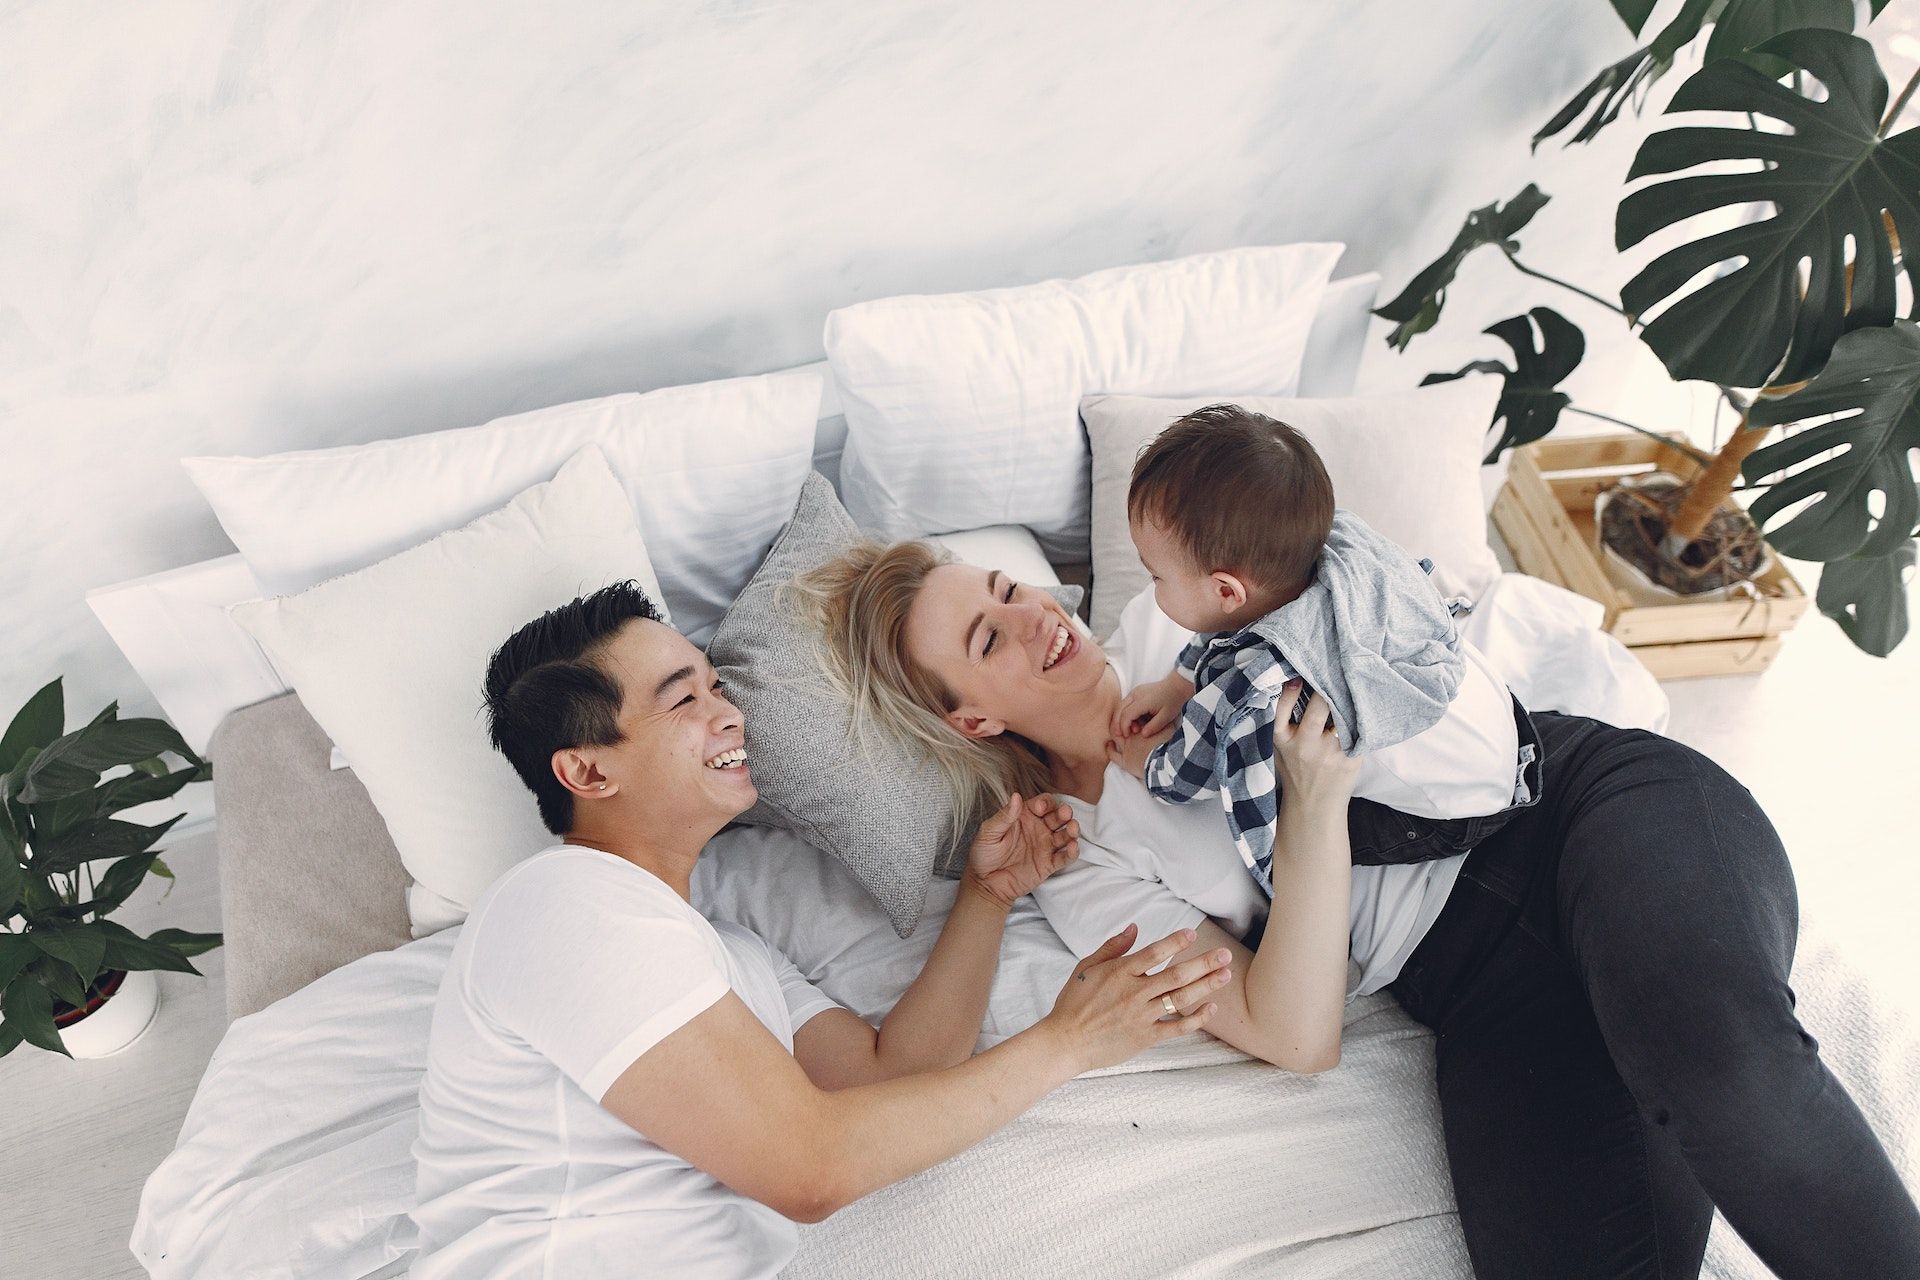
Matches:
[0,566,1915,1280]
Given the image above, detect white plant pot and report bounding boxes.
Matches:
[54,967,159,1058]
[1595,474,1772,608]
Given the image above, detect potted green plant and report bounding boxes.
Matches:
[1,677,220,1059]
[1377,6,1919,657]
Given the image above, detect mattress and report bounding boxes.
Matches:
[130,573,1919,1277]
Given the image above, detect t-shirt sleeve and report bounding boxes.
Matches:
[1030,849,1206,972]
[466,860,732,1103]
[764,942,841,1033]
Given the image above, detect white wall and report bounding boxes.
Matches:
[2,0,1673,730]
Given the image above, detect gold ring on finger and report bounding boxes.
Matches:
[1161,994,1178,1016]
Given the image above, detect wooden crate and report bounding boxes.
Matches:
[1491,432,1810,679]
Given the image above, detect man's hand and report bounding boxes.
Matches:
[963,792,1079,909]
[1110,671,1194,744]
[1105,718,1176,783]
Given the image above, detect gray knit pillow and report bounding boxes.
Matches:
[705,471,1081,937]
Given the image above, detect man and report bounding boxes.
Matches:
[409,580,1230,1278]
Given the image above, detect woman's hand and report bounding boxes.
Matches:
[963,792,1080,909]
[1040,924,1230,1072]
[1271,681,1361,811]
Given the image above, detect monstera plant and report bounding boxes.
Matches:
[0,677,220,1058]
[1378,11,1920,656]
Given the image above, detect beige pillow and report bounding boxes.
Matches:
[1081,375,1503,639]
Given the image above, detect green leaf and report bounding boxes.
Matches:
[19,717,197,804]
[33,814,181,876]
[95,918,201,976]
[87,850,162,916]
[0,1021,23,1059]
[29,923,106,986]
[1375,185,1551,350]
[0,934,37,994]
[1612,0,1659,36]
[1703,0,1856,80]
[0,824,22,915]
[0,678,64,776]
[1814,541,1915,656]
[0,973,69,1057]
[1534,44,1670,151]
[1743,322,1920,560]
[1421,308,1587,462]
[1617,29,1920,387]
[90,761,209,818]
[147,927,222,959]
[1650,0,1730,64]
[28,955,90,1010]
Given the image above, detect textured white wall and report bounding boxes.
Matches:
[2,0,1667,728]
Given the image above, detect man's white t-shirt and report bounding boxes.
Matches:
[411,845,840,1279]
[1031,588,1467,999]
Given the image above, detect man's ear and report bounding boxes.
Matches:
[552,747,617,799]
[1209,570,1252,615]
[945,707,1008,741]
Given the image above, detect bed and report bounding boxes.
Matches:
[116,253,1919,1279]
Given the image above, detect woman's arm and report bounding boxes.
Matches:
[1148,684,1360,1073]
[795,792,1079,1089]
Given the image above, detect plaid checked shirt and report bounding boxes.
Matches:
[1142,631,1300,896]
[1144,559,1462,896]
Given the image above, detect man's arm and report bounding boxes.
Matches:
[599,928,1229,1222]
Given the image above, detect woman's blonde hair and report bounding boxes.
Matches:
[785,539,1055,849]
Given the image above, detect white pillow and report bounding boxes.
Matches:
[923,525,1061,592]
[187,370,819,645]
[1295,271,1381,398]
[230,445,668,938]
[1081,375,1505,639]
[825,243,1346,560]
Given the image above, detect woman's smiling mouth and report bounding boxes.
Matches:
[1042,621,1078,672]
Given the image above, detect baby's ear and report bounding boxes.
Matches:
[1209,571,1251,612]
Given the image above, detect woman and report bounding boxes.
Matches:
[792,541,1920,1280]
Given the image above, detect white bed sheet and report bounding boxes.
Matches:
[132,573,1915,1279]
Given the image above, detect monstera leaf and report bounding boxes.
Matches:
[1617,29,1920,388]
[1815,540,1915,656]
[1539,0,1871,148]
[1742,322,1920,565]
[1422,308,1587,462]
[1374,186,1550,350]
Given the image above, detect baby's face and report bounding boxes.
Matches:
[1130,513,1225,633]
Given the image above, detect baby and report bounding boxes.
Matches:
[1107,403,1543,895]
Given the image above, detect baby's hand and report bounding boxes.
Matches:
[1111,673,1194,743]
[1106,720,1177,782]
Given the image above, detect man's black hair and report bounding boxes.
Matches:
[482,580,665,834]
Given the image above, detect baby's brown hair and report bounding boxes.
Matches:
[1127,403,1335,601]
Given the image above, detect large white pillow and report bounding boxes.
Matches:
[825,244,1346,560]
[187,370,819,645]
[1081,374,1505,639]
[1295,271,1381,399]
[230,446,668,938]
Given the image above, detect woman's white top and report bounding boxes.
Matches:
[411,845,839,1279]
[1030,589,1467,999]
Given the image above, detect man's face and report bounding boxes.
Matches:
[574,618,755,834]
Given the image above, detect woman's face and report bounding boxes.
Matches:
[904,562,1110,743]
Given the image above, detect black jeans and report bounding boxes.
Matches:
[1387,711,1920,1280]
